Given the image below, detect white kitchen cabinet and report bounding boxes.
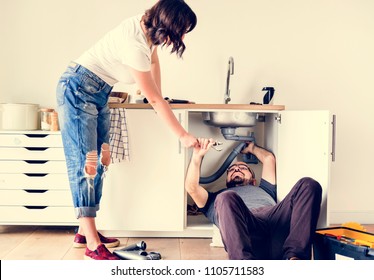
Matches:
[265,110,333,228]
[96,109,186,233]
[97,107,334,238]
[0,131,77,225]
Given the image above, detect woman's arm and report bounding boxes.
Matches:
[129,67,197,148]
[150,47,161,94]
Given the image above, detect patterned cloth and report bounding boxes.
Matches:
[109,108,130,163]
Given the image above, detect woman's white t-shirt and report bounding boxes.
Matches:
[76,14,153,86]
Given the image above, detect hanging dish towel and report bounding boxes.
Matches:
[109,108,130,163]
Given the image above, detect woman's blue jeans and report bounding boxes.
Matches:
[56,62,112,218]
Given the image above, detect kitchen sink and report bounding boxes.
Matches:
[202,111,257,127]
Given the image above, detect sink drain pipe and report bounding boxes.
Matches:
[220,127,255,142]
[199,141,247,184]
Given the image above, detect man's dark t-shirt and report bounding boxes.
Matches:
[199,179,277,226]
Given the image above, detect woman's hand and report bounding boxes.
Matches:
[179,132,198,148]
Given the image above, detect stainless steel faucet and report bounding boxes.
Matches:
[224,56,234,104]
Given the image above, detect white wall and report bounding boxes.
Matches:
[1,0,373,224]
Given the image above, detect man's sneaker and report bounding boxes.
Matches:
[84,244,120,260]
[74,232,120,248]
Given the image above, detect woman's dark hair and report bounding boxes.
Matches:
[143,0,197,57]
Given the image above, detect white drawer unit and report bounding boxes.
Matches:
[0,131,78,225]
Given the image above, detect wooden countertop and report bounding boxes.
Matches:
[109,103,285,111]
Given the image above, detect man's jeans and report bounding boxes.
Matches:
[56,62,112,218]
[215,177,322,260]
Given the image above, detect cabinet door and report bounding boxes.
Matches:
[276,110,332,228]
[97,109,186,231]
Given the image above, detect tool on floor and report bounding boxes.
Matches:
[113,241,162,260]
[120,241,146,251]
[114,249,162,260]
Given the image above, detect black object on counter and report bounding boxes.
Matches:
[262,87,275,104]
[143,97,191,104]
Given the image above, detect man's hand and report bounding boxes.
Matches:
[192,138,215,159]
[241,141,255,154]
[241,141,276,185]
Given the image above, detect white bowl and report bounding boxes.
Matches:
[0,103,39,130]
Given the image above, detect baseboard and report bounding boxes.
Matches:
[328,211,374,225]
[210,225,224,247]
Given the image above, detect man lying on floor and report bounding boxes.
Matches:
[185,138,322,260]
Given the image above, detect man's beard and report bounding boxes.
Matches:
[226,176,245,188]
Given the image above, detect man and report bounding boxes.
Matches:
[185,138,322,260]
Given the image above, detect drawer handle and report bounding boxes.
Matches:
[24,160,48,164]
[24,190,48,193]
[24,134,48,138]
[24,206,48,210]
[25,147,48,151]
[24,173,48,177]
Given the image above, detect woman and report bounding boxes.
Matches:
[56,0,198,260]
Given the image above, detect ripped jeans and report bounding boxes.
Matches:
[56,62,113,218]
